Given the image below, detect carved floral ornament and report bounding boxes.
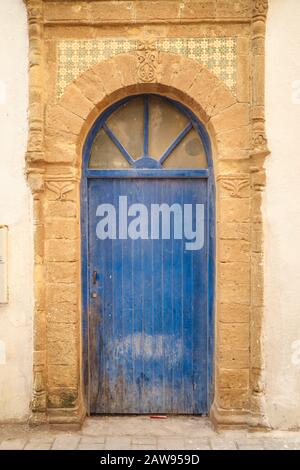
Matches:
[253,133,268,149]
[136,40,158,83]
[253,0,268,16]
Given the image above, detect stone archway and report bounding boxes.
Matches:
[27,50,266,428]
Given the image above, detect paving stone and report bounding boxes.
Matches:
[184,438,211,450]
[263,439,291,450]
[157,438,185,450]
[236,439,265,450]
[132,436,157,445]
[24,438,53,450]
[77,443,105,450]
[210,437,237,450]
[80,436,106,444]
[81,418,110,436]
[0,438,27,450]
[1,418,300,452]
[52,434,80,450]
[105,437,131,450]
[132,444,157,450]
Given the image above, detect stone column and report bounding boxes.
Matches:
[25,0,47,425]
[249,0,270,429]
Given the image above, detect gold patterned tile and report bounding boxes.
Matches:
[57,38,237,98]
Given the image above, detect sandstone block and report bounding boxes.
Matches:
[47,388,78,409]
[45,239,78,262]
[75,71,106,106]
[218,222,250,241]
[219,349,249,369]
[180,1,216,19]
[46,220,78,239]
[219,239,250,263]
[218,389,249,410]
[47,262,78,284]
[60,84,95,120]
[211,103,250,132]
[219,323,249,350]
[93,60,123,96]
[90,1,133,21]
[219,262,250,284]
[47,302,78,323]
[48,365,78,389]
[218,368,249,390]
[219,197,250,223]
[218,303,250,323]
[218,280,250,304]
[46,105,84,135]
[46,201,77,218]
[135,1,180,20]
[47,283,78,304]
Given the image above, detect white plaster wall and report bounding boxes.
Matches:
[0,0,32,421]
[265,0,300,429]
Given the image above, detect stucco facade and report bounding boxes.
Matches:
[0,0,32,422]
[0,0,299,430]
[264,0,300,430]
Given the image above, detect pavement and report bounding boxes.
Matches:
[0,416,299,450]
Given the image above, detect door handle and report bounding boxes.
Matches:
[93,270,97,285]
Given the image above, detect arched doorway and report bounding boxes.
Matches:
[81,94,215,414]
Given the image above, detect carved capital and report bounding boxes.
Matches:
[136,40,158,83]
[217,175,250,198]
[253,0,268,19]
[26,0,43,17]
[45,180,75,201]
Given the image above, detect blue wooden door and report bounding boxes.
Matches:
[82,95,214,415]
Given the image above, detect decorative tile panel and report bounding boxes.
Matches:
[57,37,237,98]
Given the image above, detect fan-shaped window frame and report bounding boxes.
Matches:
[83,94,213,178]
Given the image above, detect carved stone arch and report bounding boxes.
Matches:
[31,50,260,428]
[46,52,248,179]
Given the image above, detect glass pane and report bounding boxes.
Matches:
[89,128,131,169]
[163,128,208,169]
[148,95,189,160]
[107,96,144,160]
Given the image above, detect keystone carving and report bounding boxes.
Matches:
[136,40,158,83]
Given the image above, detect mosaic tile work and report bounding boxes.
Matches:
[57,37,237,98]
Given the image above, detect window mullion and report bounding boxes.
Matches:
[143,95,149,157]
[103,123,135,166]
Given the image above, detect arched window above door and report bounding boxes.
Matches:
[88,95,208,170]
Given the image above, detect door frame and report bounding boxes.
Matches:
[81,93,215,415]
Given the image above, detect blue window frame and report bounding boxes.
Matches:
[83,94,213,177]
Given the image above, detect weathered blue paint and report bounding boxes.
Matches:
[84,169,210,178]
[81,94,215,415]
